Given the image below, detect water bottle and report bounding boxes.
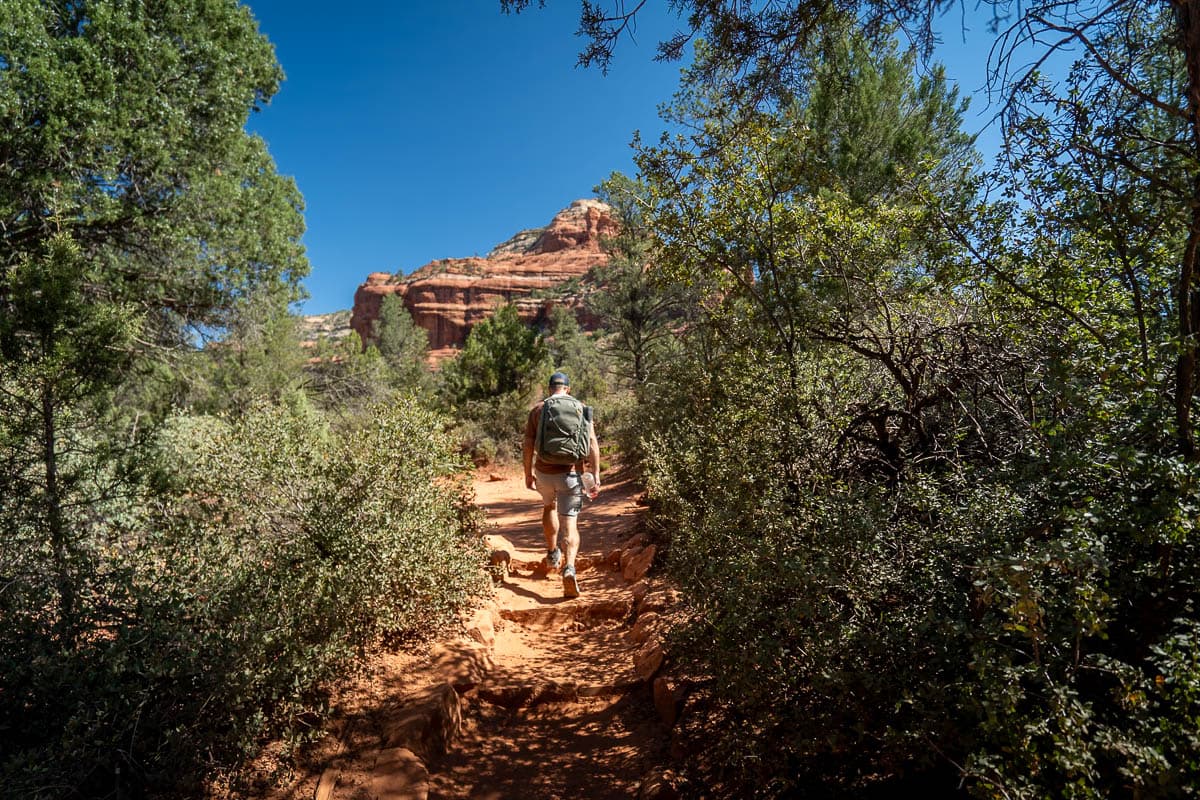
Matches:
[581,471,599,499]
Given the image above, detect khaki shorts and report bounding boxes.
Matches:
[534,468,582,517]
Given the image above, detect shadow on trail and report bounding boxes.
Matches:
[429,686,662,800]
[500,580,566,606]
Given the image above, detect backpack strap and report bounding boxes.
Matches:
[576,404,593,473]
[534,400,546,459]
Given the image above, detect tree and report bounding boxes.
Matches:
[303,332,397,414]
[0,235,138,642]
[991,4,1190,428]
[544,303,608,400]
[0,3,310,790]
[199,289,308,414]
[439,303,551,464]
[588,171,688,386]
[639,27,979,398]
[505,0,1200,458]
[443,303,551,404]
[373,294,433,392]
[800,30,975,203]
[0,0,308,339]
[0,0,306,628]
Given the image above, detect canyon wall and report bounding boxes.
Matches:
[349,199,615,360]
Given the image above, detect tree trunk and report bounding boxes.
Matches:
[1175,0,1200,460]
[1176,221,1199,459]
[43,381,74,642]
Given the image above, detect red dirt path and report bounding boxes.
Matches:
[430,462,669,799]
[244,462,674,800]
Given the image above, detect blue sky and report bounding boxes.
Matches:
[243,2,1008,315]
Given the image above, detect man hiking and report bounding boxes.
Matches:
[523,371,600,598]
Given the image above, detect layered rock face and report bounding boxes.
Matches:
[297,310,352,344]
[350,200,615,359]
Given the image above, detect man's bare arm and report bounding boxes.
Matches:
[587,424,601,488]
[523,409,538,490]
[523,435,536,490]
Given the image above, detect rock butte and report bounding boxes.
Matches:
[349,199,616,361]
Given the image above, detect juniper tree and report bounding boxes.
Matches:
[0,0,306,678]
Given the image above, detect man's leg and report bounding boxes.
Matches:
[534,468,563,567]
[561,514,580,571]
[559,477,584,598]
[542,504,560,553]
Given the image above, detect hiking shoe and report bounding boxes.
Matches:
[562,565,580,599]
[546,547,563,569]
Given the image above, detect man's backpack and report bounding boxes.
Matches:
[535,394,591,465]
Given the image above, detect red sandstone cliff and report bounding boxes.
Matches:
[349,200,615,359]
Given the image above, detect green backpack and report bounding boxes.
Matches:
[535,394,591,465]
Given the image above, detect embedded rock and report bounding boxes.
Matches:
[638,768,682,800]
[623,543,657,582]
[381,683,462,761]
[464,601,501,647]
[629,611,661,646]
[369,747,429,800]
[653,677,682,728]
[630,579,650,609]
[635,641,665,681]
[350,200,616,358]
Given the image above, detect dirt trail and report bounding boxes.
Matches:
[429,464,669,799]
[270,464,678,800]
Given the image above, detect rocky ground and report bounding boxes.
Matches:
[249,462,686,800]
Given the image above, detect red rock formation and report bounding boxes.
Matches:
[350,200,615,359]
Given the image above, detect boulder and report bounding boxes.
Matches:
[638,767,681,800]
[433,641,494,691]
[381,683,462,761]
[630,579,650,609]
[620,532,649,551]
[624,544,657,582]
[629,611,660,646]
[653,677,682,728]
[620,545,643,576]
[637,586,681,617]
[467,600,500,646]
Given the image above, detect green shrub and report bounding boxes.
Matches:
[640,319,1200,798]
[451,389,537,465]
[958,393,1200,799]
[639,347,1001,793]
[0,399,488,797]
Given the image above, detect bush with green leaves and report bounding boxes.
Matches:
[638,326,1011,791]
[0,399,488,797]
[624,18,1200,798]
[439,302,552,463]
[954,354,1200,799]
